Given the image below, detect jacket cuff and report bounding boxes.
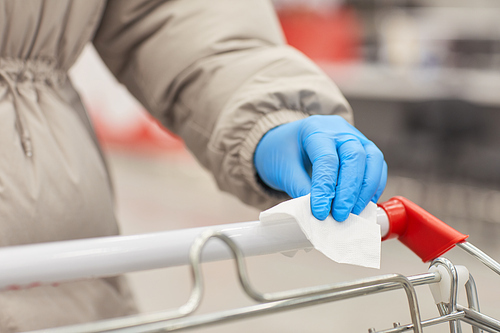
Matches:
[238,110,309,207]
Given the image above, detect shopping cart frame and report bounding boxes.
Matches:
[1,197,499,333]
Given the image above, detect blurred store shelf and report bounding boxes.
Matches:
[322,62,500,107]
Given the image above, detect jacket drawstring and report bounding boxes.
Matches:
[0,68,33,157]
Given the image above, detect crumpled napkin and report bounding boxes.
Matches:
[259,194,381,269]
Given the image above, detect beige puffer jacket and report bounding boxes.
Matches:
[0,0,352,331]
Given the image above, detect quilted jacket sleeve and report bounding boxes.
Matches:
[93,0,353,209]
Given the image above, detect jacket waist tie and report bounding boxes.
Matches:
[0,68,33,157]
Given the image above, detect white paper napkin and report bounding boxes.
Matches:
[259,194,381,269]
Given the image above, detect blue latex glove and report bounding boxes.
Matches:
[254,115,387,222]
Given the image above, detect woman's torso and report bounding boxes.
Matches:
[0,1,136,330]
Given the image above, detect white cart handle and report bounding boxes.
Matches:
[0,209,390,290]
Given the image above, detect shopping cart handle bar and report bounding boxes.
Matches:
[0,196,473,290]
[0,218,315,290]
[378,196,469,262]
[0,206,390,290]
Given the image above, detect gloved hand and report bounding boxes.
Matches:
[254,115,387,222]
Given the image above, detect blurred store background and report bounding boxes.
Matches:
[68,1,500,332]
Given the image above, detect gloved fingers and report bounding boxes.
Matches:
[310,155,339,220]
[351,142,385,215]
[303,133,339,221]
[283,164,312,198]
[332,138,366,222]
[372,160,388,203]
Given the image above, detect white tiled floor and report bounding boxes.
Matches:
[107,149,500,333]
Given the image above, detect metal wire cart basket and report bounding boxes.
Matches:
[1,197,499,332]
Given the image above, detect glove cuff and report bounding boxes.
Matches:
[239,109,309,206]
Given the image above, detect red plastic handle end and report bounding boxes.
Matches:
[378,196,468,262]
